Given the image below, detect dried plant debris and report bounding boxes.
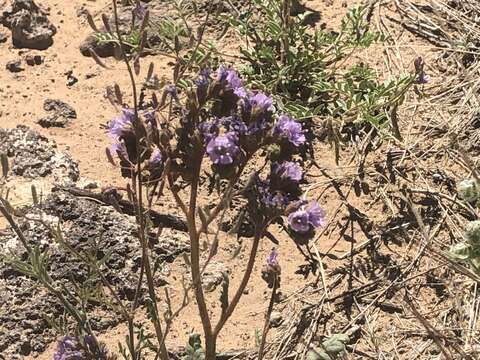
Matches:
[0,189,189,358]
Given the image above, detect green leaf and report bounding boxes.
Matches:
[307,348,332,360]
[448,243,472,261]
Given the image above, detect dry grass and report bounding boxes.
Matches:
[258,0,480,359]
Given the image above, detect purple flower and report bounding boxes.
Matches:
[257,179,290,209]
[108,108,135,139]
[416,72,429,84]
[53,336,83,360]
[266,249,279,267]
[196,70,210,88]
[263,191,289,208]
[165,84,178,100]
[143,110,156,124]
[216,65,246,97]
[199,119,219,144]
[110,142,126,154]
[217,64,228,82]
[149,148,162,165]
[273,115,306,147]
[249,92,273,113]
[220,116,248,135]
[271,162,302,182]
[206,132,240,165]
[245,120,268,135]
[288,201,325,233]
[226,71,246,97]
[414,56,429,84]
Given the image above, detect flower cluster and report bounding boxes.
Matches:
[288,202,325,234]
[53,335,112,360]
[106,106,165,180]
[53,336,82,360]
[106,65,325,243]
[195,66,307,171]
[185,65,324,241]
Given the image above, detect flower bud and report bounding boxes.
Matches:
[457,179,479,203]
[465,220,480,245]
[261,249,281,288]
[449,242,472,261]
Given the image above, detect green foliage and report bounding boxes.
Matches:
[450,220,480,272]
[457,179,480,204]
[93,0,220,76]
[450,179,480,273]
[306,333,350,360]
[224,0,414,137]
[183,333,205,360]
[95,29,143,53]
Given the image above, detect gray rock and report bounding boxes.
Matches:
[0,189,189,357]
[37,99,77,128]
[80,34,115,58]
[1,0,57,50]
[0,126,79,181]
[202,261,229,292]
[6,59,23,72]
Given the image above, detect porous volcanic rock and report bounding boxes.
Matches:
[0,189,189,358]
[0,126,79,182]
[0,0,57,50]
[5,58,23,72]
[37,99,77,128]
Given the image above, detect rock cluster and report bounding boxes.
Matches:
[0,189,189,358]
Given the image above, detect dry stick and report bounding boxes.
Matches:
[404,295,456,360]
[0,200,31,253]
[258,274,279,360]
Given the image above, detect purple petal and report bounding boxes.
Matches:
[306,201,325,228]
[206,132,240,165]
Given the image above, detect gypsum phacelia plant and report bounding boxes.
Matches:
[105,61,326,359]
[1,1,326,359]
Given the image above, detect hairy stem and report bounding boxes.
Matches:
[187,159,215,358]
[213,226,263,338]
[258,275,278,360]
[111,1,169,359]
